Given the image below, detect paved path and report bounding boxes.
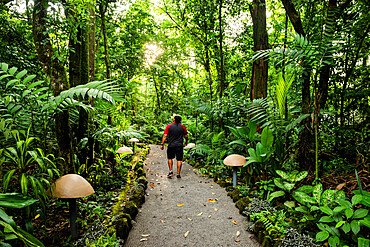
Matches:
[124,145,260,247]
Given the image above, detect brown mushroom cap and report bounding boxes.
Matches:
[184,143,196,149]
[128,138,139,142]
[52,174,95,198]
[223,154,246,167]
[116,147,133,154]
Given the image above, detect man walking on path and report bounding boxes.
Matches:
[160,115,188,179]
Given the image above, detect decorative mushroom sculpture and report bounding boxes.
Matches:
[116,146,133,154]
[51,174,95,239]
[223,154,246,187]
[128,138,139,153]
[184,143,196,160]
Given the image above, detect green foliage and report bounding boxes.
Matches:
[269,170,308,205]
[0,196,44,247]
[85,232,121,247]
[316,194,370,246]
[1,127,59,210]
[250,210,288,240]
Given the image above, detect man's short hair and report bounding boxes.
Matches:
[174,115,181,123]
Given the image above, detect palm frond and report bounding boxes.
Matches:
[276,72,295,119]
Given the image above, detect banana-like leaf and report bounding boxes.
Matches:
[0,193,37,208]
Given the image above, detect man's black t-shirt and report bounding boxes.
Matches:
[164,123,188,147]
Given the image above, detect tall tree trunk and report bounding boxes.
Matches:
[99,3,111,79]
[88,2,95,168]
[217,0,226,98]
[281,0,313,171]
[249,0,268,100]
[33,0,73,174]
[318,0,337,111]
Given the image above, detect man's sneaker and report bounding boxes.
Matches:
[167,171,174,178]
[176,174,181,179]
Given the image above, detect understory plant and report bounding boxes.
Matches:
[1,127,60,210]
[316,194,370,247]
[0,193,44,247]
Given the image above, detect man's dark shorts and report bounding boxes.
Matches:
[167,146,183,161]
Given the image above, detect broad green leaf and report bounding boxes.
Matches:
[276,170,288,180]
[22,75,36,84]
[248,121,257,141]
[16,69,27,79]
[283,181,295,192]
[295,171,308,182]
[1,63,9,71]
[341,222,351,233]
[274,178,285,190]
[296,185,313,194]
[335,221,345,228]
[313,183,323,204]
[256,142,266,157]
[351,220,360,235]
[295,206,309,214]
[319,216,335,223]
[261,127,274,150]
[311,206,320,212]
[353,209,369,219]
[345,208,353,219]
[8,67,17,75]
[0,193,37,208]
[320,206,333,216]
[28,80,44,89]
[333,206,347,213]
[284,201,295,209]
[359,216,370,228]
[358,238,370,247]
[353,190,370,207]
[293,191,316,204]
[322,189,335,205]
[352,194,363,206]
[237,126,249,138]
[316,231,329,242]
[338,199,352,209]
[269,191,285,201]
[229,140,248,147]
[0,208,17,229]
[328,236,340,247]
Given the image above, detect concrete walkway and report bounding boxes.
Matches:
[124,144,260,247]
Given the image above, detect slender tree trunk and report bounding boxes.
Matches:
[217,0,225,98]
[88,3,95,167]
[99,3,111,79]
[33,0,73,174]
[281,0,314,171]
[318,0,337,111]
[249,0,268,100]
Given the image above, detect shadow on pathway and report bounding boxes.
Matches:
[124,144,260,247]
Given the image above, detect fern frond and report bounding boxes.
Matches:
[42,80,124,112]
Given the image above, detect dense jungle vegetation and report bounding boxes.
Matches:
[0,0,369,246]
